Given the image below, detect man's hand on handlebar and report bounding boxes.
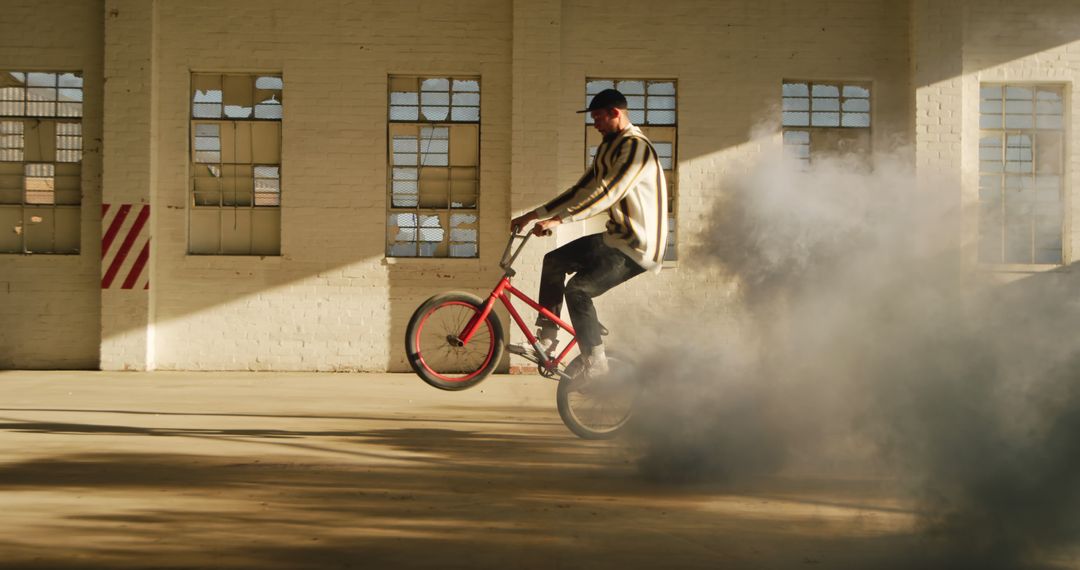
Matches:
[532,217,561,236]
[510,212,561,237]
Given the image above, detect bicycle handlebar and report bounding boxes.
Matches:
[499,225,552,276]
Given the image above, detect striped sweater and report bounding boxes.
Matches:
[534,124,669,272]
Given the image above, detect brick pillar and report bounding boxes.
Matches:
[100,0,156,370]
[911,0,967,254]
[509,0,561,369]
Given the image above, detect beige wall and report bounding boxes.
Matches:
[143,0,513,371]
[3,0,1078,370]
[0,0,103,368]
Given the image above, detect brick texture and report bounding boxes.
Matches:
[5,0,1080,370]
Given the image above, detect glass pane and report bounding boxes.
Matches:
[453,79,479,92]
[842,85,870,98]
[1004,86,1033,100]
[782,82,809,97]
[586,80,615,94]
[980,99,1003,114]
[842,99,870,112]
[452,92,480,106]
[980,85,1003,99]
[451,107,479,121]
[647,81,676,95]
[841,113,870,127]
[27,72,56,87]
[390,105,419,121]
[812,97,840,111]
[617,80,645,95]
[782,112,810,126]
[254,104,282,119]
[255,76,283,90]
[783,97,809,111]
[391,91,418,105]
[811,112,840,127]
[421,78,449,92]
[811,84,839,97]
[421,106,449,121]
[647,110,676,124]
[980,115,1003,129]
[1004,115,1033,129]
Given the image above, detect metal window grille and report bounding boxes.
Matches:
[781,81,872,165]
[56,122,82,163]
[0,71,82,254]
[0,120,23,162]
[585,78,678,262]
[189,73,282,255]
[387,76,480,258]
[977,84,1065,265]
[0,72,83,118]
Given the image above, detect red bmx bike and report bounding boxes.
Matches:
[405,230,640,439]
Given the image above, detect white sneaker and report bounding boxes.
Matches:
[584,345,609,377]
[507,334,557,359]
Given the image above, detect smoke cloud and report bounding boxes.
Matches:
[617,139,1080,568]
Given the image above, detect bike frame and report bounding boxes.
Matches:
[456,231,578,374]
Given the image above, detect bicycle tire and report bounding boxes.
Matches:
[405,291,505,391]
[556,351,640,439]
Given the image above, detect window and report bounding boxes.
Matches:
[585,79,678,261]
[978,84,1065,265]
[387,76,479,258]
[189,73,282,255]
[781,80,871,166]
[0,71,83,254]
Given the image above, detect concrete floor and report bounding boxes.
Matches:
[0,370,932,569]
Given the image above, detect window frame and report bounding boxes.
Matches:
[187,72,283,257]
[976,82,1067,267]
[781,79,873,168]
[0,70,84,255]
[386,75,481,259]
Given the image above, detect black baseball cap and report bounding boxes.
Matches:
[577,88,628,113]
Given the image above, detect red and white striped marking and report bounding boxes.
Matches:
[101,204,150,290]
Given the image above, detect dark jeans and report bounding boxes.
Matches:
[536,234,645,352]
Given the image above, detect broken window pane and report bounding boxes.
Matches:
[193,123,221,164]
[24,163,55,204]
[387,76,480,257]
[254,165,280,206]
[449,212,477,257]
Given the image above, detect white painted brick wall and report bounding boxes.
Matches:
[9,0,1080,370]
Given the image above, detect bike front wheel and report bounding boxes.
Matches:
[557,351,640,439]
[406,292,505,391]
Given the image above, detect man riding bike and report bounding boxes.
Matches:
[511,88,668,378]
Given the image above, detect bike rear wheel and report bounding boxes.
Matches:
[406,292,504,391]
[556,351,640,439]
